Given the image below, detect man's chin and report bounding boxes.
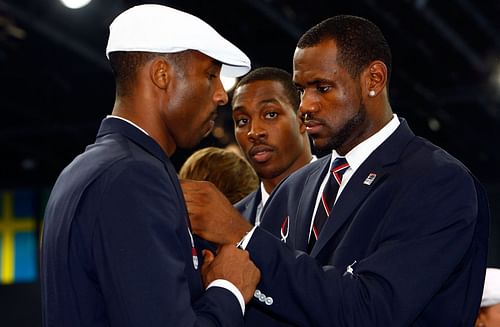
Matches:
[312,138,329,152]
[178,134,205,150]
[202,128,213,139]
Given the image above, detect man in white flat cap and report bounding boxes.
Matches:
[40,4,260,327]
[476,267,500,327]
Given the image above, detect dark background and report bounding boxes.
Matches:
[0,0,499,325]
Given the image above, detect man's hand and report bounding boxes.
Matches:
[201,245,260,303]
[181,179,253,244]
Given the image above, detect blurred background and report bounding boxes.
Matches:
[0,0,499,325]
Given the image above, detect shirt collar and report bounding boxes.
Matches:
[260,182,270,207]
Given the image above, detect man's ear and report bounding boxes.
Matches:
[150,57,170,90]
[363,60,387,98]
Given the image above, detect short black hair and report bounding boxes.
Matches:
[233,66,300,111]
[108,51,189,97]
[297,15,392,83]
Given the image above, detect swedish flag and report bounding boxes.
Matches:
[0,190,37,284]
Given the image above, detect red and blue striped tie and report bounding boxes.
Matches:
[308,157,349,253]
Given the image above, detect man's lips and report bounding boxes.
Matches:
[202,112,217,137]
[304,119,323,134]
[248,145,274,163]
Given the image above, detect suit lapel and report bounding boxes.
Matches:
[310,158,390,257]
[311,119,415,257]
[245,190,262,225]
[292,155,332,251]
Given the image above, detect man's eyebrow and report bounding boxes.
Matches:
[295,76,334,87]
[258,98,281,105]
[306,78,333,86]
[234,98,280,108]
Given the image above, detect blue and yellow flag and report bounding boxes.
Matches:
[0,190,37,284]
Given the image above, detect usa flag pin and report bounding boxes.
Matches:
[363,173,377,185]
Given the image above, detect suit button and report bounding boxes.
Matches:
[265,297,273,306]
[254,290,261,298]
[259,293,266,302]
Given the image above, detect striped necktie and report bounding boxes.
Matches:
[307,157,349,253]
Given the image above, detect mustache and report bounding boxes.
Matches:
[302,113,324,125]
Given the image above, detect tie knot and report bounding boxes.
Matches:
[330,157,349,184]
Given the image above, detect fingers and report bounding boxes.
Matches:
[216,245,261,303]
[180,179,212,193]
[202,249,215,265]
[181,179,252,244]
[180,179,199,203]
[218,243,242,255]
[181,180,213,210]
[201,249,216,288]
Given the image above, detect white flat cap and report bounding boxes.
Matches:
[106,4,251,78]
[481,267,500,307]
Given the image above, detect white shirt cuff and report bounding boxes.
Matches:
[207,279,245,315]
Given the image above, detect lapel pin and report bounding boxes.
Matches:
[363,173,377,185]
[280,216,289,243]
[343,260,357,276]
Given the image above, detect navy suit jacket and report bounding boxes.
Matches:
[236,189,261,225]
[40,118,243,327]
[245,119,490,326]
[236,190,297,326]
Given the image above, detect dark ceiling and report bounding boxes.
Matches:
[1,0,500,188]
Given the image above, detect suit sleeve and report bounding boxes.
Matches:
[246,161,484,326]
[90,161,243,327]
